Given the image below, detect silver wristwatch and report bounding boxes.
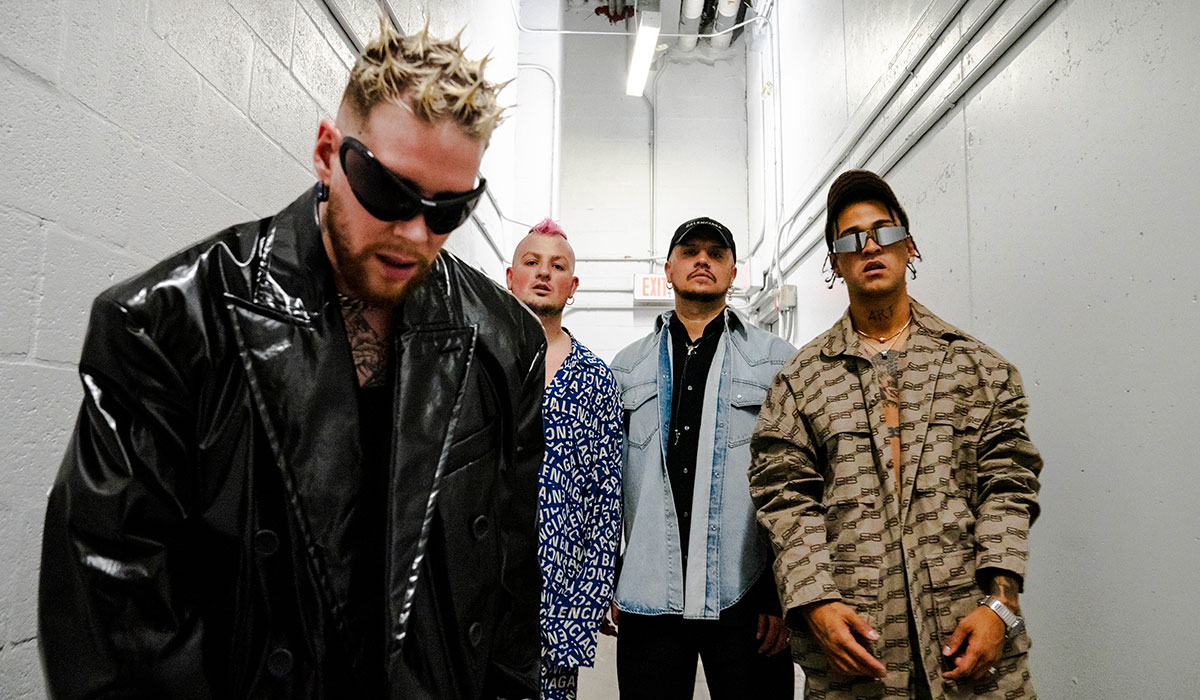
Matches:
[979,595,1024,639]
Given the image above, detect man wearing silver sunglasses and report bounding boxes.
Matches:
[750,170,1043,699]
[39,23,544,700]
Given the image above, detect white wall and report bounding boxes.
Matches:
[749,0,1200,696]
[554,8,751,363]
[0,0,519,695]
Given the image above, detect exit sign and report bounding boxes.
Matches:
[631,260,753,305]
[633,273,674,303]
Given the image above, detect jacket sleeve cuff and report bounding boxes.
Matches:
[777,560,841,624]
[975,547,1029,588]
[783,591,843,630]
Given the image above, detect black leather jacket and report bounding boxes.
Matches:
[38,189,546,699]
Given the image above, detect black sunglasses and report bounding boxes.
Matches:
[338,136,486,235]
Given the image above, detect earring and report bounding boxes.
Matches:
[907,238,923,279]
[665,280,673,290]
[566,296,575,306]
[314,181,329,202]
[822,255,839,289]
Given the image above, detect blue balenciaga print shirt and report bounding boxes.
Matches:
[538,334,623,668]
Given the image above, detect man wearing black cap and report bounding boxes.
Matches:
[606,217,797,699]
[749,170,1043,698]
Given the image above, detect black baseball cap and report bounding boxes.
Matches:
[824,169,909,252]
[668,217,736,259]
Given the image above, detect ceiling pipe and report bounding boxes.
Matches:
[517,63,561,219]
[676,0,705,52]
[574,256,662,263]
[747,0,783,266]
[506,0,765,38]
[642,62,671,269]
[709,0,740,50]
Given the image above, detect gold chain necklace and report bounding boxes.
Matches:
[854,316,912,359]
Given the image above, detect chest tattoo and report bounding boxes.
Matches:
[869,350,904,484]
[342,302,389,388]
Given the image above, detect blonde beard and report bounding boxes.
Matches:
[323,191,431,307]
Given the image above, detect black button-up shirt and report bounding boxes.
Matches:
[665,311,725,566]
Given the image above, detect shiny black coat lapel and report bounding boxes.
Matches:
[224,191,362,638]
[388,321,477,642]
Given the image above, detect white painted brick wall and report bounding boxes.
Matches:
[290,7,351,115]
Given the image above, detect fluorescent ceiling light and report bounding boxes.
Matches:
[625,10,661,97]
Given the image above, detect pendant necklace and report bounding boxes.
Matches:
[854,315,912,359]
[672,329,718,446]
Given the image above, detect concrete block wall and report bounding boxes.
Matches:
[0,1,519,695]
[749,0,1200,696]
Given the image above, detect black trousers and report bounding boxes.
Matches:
[616,610,794,700]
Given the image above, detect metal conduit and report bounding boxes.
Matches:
[746,0,782,258]
[642,62,672,267]
[469,214,510,265]
[774,0,1003,266]
[575,256,660,264]
[517,63,561,218]
[774,0,1060,282]
[315,0,365,53]
[766,0,972,260]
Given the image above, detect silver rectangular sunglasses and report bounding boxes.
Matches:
[832,225,909,253]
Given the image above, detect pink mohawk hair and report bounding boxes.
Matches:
[529,217,568,239]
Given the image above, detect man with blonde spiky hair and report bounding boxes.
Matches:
[40,22,544,700]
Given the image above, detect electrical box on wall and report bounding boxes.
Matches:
[774,284,797,311]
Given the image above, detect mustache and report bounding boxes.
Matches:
[364,241,428,262]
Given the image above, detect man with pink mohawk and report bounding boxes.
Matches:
[507,220,622,700]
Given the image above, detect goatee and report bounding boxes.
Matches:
[323,192,431,307]
[527,301,565,318]
[674,288,726,303]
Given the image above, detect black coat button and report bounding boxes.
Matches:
[254,529,279,556]
[471,515,490,539]
[468,622,483,647]
[267,647,293,678]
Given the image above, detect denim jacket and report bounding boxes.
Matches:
[610,308,795,619]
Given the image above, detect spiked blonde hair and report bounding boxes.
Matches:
[342,21,508,143]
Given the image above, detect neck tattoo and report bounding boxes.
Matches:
[338,293,368,314]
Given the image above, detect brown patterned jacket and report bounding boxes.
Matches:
[749,300,1042,699]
